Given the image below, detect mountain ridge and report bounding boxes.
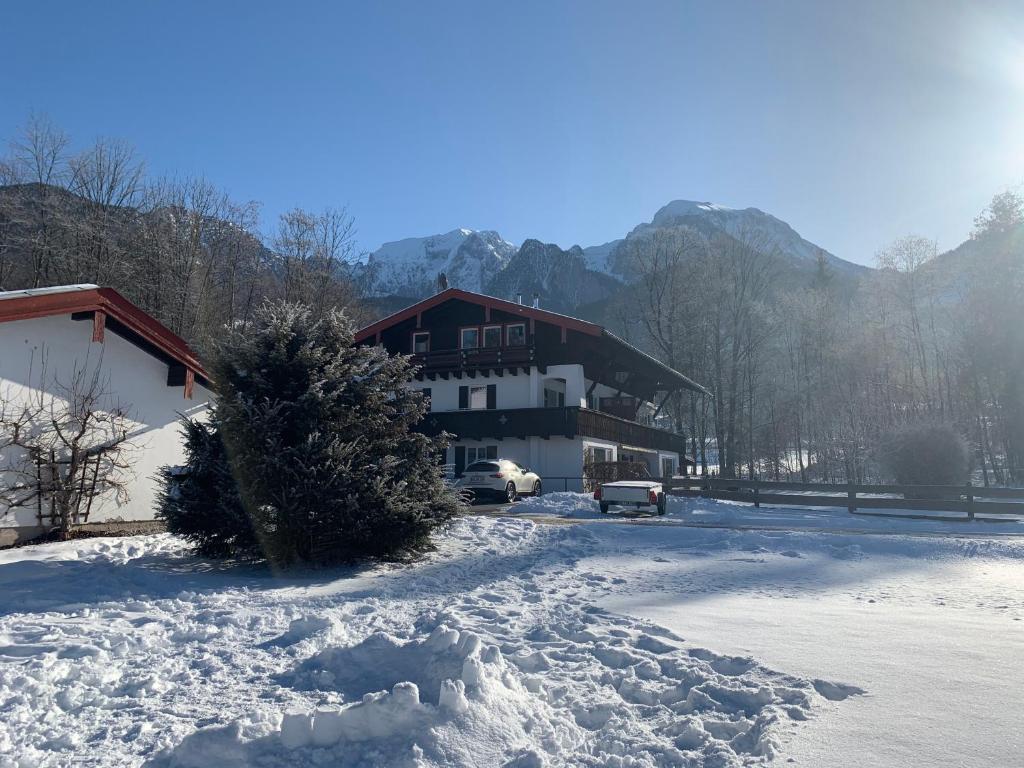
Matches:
[361,199,867,311]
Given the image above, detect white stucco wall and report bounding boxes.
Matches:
[413,364,587,412]
[446,435,618,492]
[0,315,212,540]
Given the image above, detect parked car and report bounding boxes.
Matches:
[594,480,666,515]
[456,459,542,502]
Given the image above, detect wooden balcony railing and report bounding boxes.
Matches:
[412,344,535,371]
[418,406,688,455]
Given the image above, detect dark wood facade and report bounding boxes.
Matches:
[354,290,707,466]
[355,289,708,401]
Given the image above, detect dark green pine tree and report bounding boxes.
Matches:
[157,417,253,558]
[159,301,462,566]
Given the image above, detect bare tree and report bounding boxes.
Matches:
[1,114,73,287]
[67,136,144,284]
[0,352,137,538]
[273,206,360,318]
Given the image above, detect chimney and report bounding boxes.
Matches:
[532,293,539,309]
[517,293,523,305]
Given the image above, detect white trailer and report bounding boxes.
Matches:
[593,480,667,515]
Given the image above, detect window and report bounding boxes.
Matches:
[459,384,496,410]
[483,325,502,348]
[544,387,565,408]
[591,447,610,463]
[460,327,480,349]
[465,446,498,465]
[469,385,488,409]
[543,377,566,408]
[412,331,430,354]
[661,457,676,478]
[506,323,526,347]
[421,387,431,411]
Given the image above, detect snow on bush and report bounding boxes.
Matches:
[159,301,462,566]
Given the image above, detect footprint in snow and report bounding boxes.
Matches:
[812,679,867,701]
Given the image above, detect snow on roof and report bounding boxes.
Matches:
[0,284,100,301]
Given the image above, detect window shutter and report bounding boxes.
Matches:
[454,446,466,477]
[458,386,469,410]
[486,384,497,410]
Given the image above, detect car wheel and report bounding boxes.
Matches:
[657,498,667,516]
[505,482,518,503]
[599,501,610,514]
[533,481,542,497]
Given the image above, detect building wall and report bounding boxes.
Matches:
[0,315,211,543]
[413,364,587,412]
[447,435,618,492]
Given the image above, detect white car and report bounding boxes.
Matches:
[594,480,667,515]
[456,459,542,503]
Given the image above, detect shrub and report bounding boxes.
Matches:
[159,301,462,566]
[157,417,254,558]
[880,423,971,487]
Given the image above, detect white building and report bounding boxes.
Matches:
[355,289,709,491]
[0,285,213,544]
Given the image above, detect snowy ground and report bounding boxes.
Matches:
[0,495,1021,767]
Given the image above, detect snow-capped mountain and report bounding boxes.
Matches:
[610,200,863,276]
[362,199,865,311]
[364,228,516,297]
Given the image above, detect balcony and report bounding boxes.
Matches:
[412,344,536,374]
[418,406,688,455]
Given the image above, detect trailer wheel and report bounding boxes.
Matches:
[599,501,610,514]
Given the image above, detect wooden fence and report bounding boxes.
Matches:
[666,477,1024,521]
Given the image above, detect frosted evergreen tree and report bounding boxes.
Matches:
[160,301,461,565]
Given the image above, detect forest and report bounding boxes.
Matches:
[1,116,1021,486]
[611,196,1024,485]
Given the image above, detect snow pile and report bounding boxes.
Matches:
[12,513,1022,766]
[160,608,840,767]
[512,491,604,518]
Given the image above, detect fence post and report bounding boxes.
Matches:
[965,485,975,521]
[847,484,856,513]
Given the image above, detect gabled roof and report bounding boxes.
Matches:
[354,288,710,396]
[0,284,209,382]
[354,288,603,343]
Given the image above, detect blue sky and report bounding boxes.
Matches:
[3,0,1023,264]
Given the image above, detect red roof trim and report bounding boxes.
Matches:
[354,288,603,343]
[0,287,209,380]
